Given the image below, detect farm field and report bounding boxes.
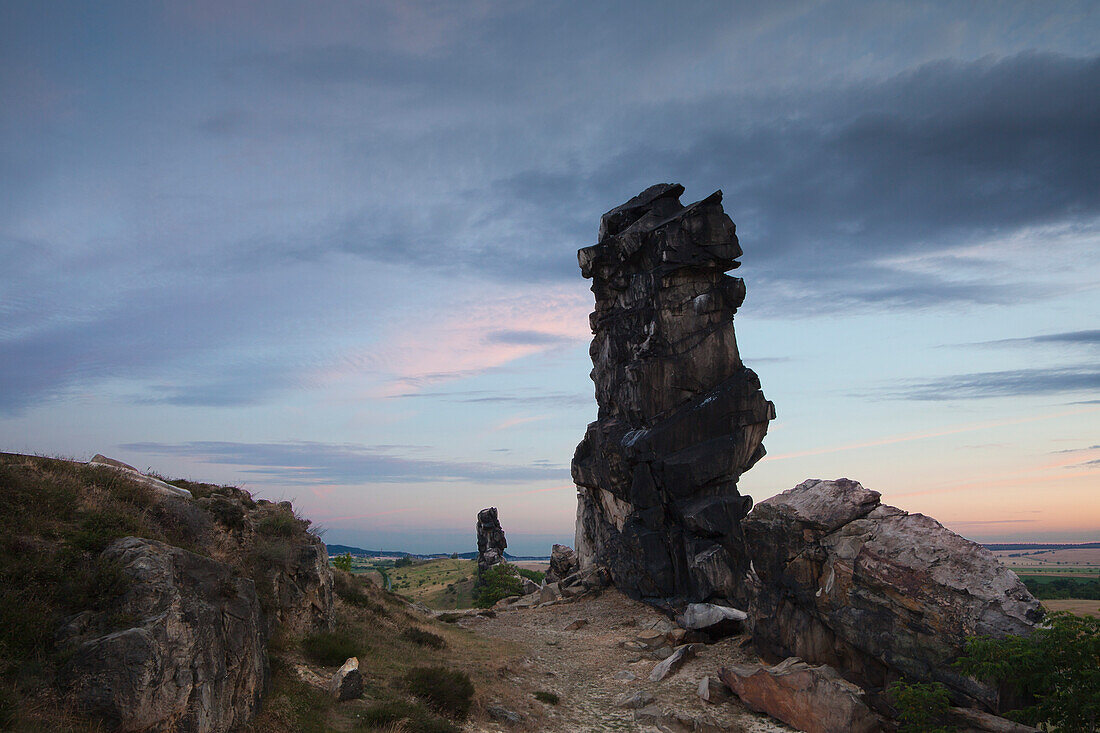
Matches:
[388,558,479,609]
[992,546,1100,568]
[1042,599,1100,617]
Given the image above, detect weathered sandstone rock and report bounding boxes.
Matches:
[546,543,580,582]
[572,183,774,602]
[718,657,883,733]
[476,506,507,579]
[61,537,266,732]
[743,478,1043,709]
[328,657,363,701]
[697,675,731,703]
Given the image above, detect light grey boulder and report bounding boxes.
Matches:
[328,657,362,701]
[677,602,747,631]
[520,576,540,595]
[539,581,561,604]
[88,454,193,499]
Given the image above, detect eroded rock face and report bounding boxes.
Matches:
[743,478,1043,710]
[718,657,883,733]
[61,537,266,732]
[476,506,507,578]
[572,183,774,602]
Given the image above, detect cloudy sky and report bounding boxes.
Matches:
[2,1,1098,554]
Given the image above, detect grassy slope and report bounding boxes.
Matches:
[0,454,522,732]
[388,559,479,610]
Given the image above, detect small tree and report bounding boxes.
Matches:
[955,611,1099,732]
[474,563,524,608]
[888,680,955,733]
[332,552,353,572]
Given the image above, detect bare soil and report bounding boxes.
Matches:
[456,588,793,732]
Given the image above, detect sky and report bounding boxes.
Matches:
[1,1,1098,555]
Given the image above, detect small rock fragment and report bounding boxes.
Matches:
[649,644,696,682]
[617,690,655,709]
[697,675,730,703]
[564,619,588,631]
[328,657,362,701]
[486,704,522,725]
[614,670,636,681]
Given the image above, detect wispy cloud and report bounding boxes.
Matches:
[888,367,1100,401]
[120,441,570,485]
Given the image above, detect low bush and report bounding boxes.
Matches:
[534,690,559,705]
[301,631,363,667]
[888,680,954,733]
[436,613,462,624]
[357,699,460,733]
[401,628,446,649]
[405,667,474,720]
[257,510,299,538]
[332,553,353,572]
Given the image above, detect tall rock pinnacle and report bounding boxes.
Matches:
[571,183,775,602]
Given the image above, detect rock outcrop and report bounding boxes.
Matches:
[476,506,507,579]
[546,543,580,583]
[742,478,1043,709]
[61,537,266,732]
[572,183,774,602]
[719,657,883,733]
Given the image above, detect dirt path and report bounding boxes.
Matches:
[455,589,793,732]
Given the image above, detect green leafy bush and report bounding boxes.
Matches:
[534,690,559,705]
[888,680,955,733]
[955,611,1099,732]
[301,631,363,667]
[517,567,545,584]
[474,563,524,608]
[402,627,447,649]
[332,552,353,572]
[394,555,415,568]
[405,667,474,720]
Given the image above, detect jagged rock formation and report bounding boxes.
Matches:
[476,506,507,578]
[546,543,580,583]
[742,478,1043,710]
[60,537,267,732]
[572,183,774,602]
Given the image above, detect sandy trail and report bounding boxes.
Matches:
[457,588,793,732]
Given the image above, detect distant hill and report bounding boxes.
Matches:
[324,543,548,561]
[982,542,1100,551]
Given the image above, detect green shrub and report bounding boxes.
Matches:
[357,699,460,733]
[257,510,298,538]
[436,613,462,624]
[955,611,1099,732]
[401,628,446,649]
[405,667,474,720]
[394,556,414,568]
[301,631,362,667]
[474,563,524,608]
[534,690,559,705]
[332,553,353,572]
[69,509,143,554]
[888,680,955,733]
[517,567,545,584]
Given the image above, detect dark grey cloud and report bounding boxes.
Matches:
[1053,445,1100,453]
[120,440,570,485]
[889,366,1100,400]
[245,51,1100,311]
